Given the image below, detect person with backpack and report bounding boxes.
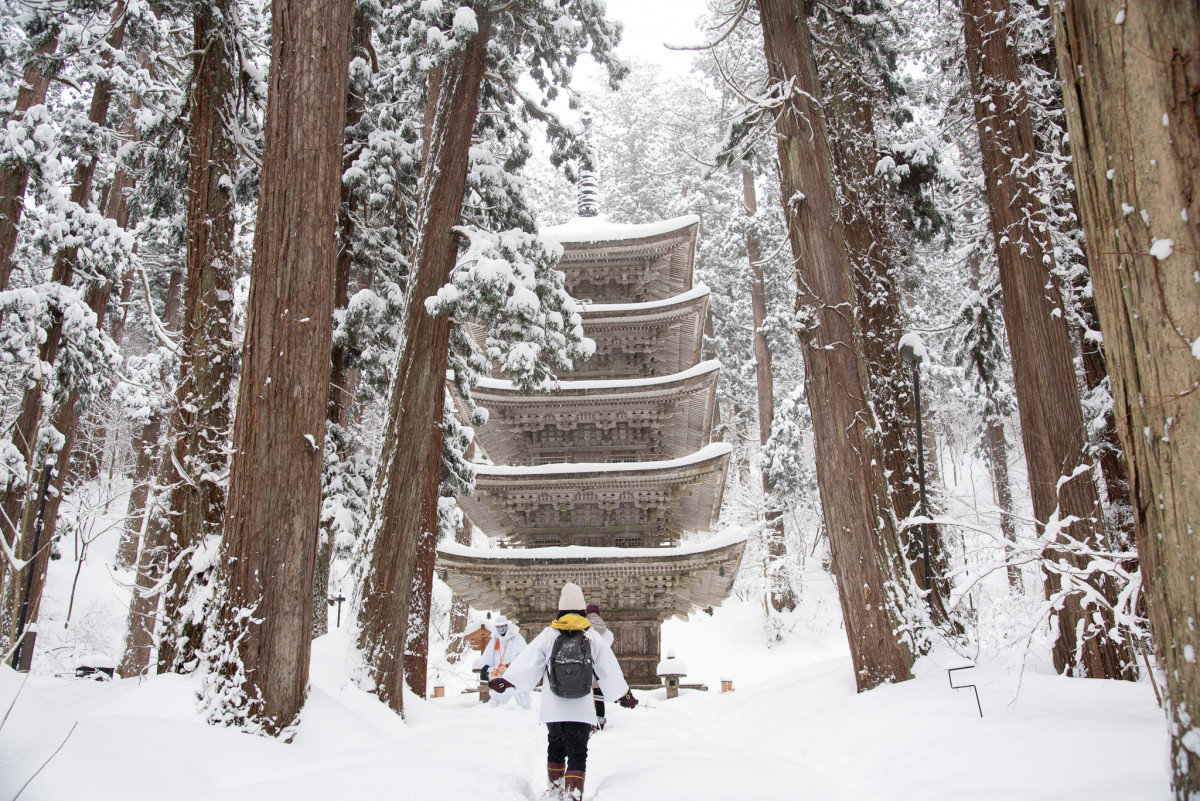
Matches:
[488,582,638,800]
[479,615,530,709]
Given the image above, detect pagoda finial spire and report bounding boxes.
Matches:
[577,110,599,218]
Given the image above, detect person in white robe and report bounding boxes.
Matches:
[479,615,530,709]
[490,583,638,801]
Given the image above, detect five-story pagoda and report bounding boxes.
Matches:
[438,199,745,686]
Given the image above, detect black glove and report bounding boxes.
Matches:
[618,690,638,709]
[479,665,490,682]
[488,677,514,693]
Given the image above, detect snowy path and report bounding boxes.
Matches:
[0,523,1171,801]
[1,636,1167,801]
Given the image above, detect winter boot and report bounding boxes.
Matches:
[564,770,585,801]
[542,761,566,799]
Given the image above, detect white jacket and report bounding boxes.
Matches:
[481,623,527,675]
[503,621,630,725]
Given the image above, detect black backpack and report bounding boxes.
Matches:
[548,630,594,699]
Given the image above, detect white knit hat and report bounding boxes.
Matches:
[558,582,587,611]
[493,615,508,627]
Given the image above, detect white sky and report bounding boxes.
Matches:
[593,0,713,79]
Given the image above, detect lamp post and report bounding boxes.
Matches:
[328,594,346,628]
[899,334,932,601]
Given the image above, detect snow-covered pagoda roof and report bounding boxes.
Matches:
[540,215,700,303]
[462,361,720,465]
[436,527,748,623]
[458,443,731,548]
[572,286,709,379]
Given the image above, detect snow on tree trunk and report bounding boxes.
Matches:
[743,168,794,614]
[156,0,239,674]
[0,35,58,291]
[757,0,918,691]
[13,280,117,631]
[199,0,353,734]
[1,13,127,643]
[357,10,492,715]
[76,109,143,487]
[1053,1,1200,793]
[960,0,1133,680]
[113,268,185,571]
[816,15,953,624]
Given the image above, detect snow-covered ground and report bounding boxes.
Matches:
[0,493,1170,801]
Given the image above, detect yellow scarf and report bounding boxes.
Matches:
[551,614,591,631]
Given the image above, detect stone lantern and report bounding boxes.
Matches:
[656,649,688,699]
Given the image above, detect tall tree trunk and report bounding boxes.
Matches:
[0,12,127,639]
[1053,1,1200,794]
[116,270,185,675]
[113,267,185,571]
[757,0,916,691]
[985,419,1021,590]
[155,0,238,674]
[313,11,373,641]
[1076,294,1135,545]
[816,14,952,622]
[203,0,353,734]
[0,35,59,290]
[960,0,1133,679]
[445,515,472,663]
[117,511,167,677]
[7,281,116,634]
[358,9,492,715]
[743,169,794,614]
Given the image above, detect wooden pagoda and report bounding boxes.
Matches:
[437,215,745,686]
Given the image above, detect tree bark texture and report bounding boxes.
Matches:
[1053,1,1200,794]
[985,419,1022,591]
[358,10,492,715]
[743,169,794,614]
[816,15,953,622]
[156,0,239,674]
[960,0,1133,679]
[204,0,353,734]
[757,0,915,691]
[0,35,59,291]
[313,12,374,642]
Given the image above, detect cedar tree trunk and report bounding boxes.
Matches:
[203,0,353,734]
[758,0,916,691]
[156,0,238,673]
[960,0,1133,679]
[0,35,59,290]
[1054,1,1200,794]
[743,168,794,613]
[358,9,492,714]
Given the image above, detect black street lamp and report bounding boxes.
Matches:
[328,594,346,628]
[899,335,932,601]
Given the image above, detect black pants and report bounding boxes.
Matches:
[593,686,605,719]
[547,721,591,772]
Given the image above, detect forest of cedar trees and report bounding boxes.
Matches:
[0,0,1196,797]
